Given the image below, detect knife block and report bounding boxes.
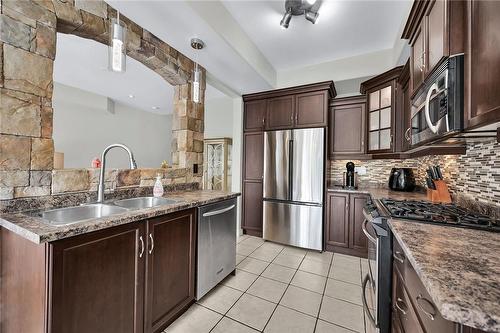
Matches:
[426,180,452,203]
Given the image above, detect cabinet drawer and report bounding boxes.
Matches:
[405,257,456,333]
[394,270,424,333]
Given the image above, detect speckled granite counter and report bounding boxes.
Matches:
[389,219,500,332]
[327,185,428,201]
[0,190,239,244]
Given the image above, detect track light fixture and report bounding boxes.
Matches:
[279,0,320,29]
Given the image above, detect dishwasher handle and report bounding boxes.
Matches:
[202,204,236,217]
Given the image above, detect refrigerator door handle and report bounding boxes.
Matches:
[288,139,293,201]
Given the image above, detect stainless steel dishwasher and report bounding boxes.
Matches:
[196,198,237,300]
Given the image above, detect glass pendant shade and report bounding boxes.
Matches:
[192,63,202,103]
[108,17,127,73]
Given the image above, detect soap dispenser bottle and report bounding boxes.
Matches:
[153,174,164,197]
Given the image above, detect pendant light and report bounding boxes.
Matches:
[109,11,127,73]
[190,38,205,104]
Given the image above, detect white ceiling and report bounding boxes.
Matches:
[222,0,413,71]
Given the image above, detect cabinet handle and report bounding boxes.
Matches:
[416,294,437,321]
[139,236,145,258]
[148,233,154,254]
[395,297,408,315]
[262,117,265,127]
[393,251,405,264]
[404,128,411,142]
[390,134,393,147]
[295,112,298,123]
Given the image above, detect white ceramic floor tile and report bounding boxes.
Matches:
[273,252,303,269]
[280,285,322,317]
[264,305,316,333]
[261,263,297,284]
[236,254,246,265]
[163,304,221,333]
[249,247,281,262]
[211,317,259,333]
[260,242,285,252]
[315,319,358,333]
[319,296,365,333]
[221,269,258,291]
[241,236,266,247]
[237,257,270,275]
[281,246,307,258]
[291,270,327,294]
[247,276,288,303]
[226,293,276,331]
[305,251,333,264]
[299,258,330,277]
[237,243,258,256]
[324,279,362,306]
[237,234,250,243]
[329,266,362,285]
[197,285,243,314]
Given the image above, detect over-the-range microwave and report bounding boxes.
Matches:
[409,55,464,147]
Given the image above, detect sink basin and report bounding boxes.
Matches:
[39,204,129,226]
[113,197,178,210]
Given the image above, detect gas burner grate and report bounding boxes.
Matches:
[380,199,500,233]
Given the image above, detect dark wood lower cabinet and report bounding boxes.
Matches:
[0,208,197,333]
[50,222,146,333]
[242,181,263,236]
[325,191,369,258]
[145,210,196,333]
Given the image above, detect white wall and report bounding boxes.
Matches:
[204,97,235,138]
[53,83,172,169]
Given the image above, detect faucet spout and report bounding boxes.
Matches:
[97,143,137,203]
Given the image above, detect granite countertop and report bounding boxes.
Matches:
[389,219,500,332]
[0,190,239,244]
[327,185,429,201]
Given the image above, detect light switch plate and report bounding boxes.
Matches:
[355,166,367,175]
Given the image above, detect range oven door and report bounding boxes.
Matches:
[362,218,379,332]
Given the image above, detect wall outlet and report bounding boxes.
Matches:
[355,166,367,175]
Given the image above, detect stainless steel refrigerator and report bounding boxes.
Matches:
[263,128,324,251]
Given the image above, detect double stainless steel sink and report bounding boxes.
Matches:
[37,197,179,226]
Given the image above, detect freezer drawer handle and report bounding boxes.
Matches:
[202,204,236,217]
[362,219,377,245]
[362,274,377,328]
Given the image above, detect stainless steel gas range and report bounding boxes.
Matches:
[362,197,499,333]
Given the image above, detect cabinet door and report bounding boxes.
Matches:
[295,91,328,127]
[325,193,349,248]
[392,270,424,333]
[330,103,365,156]
[242,181,263,236]
[243,132,264,181]
[349,193,369,254]
[244,100,266,132]
[466,0,500,128]
[49,223,145,333]
[426,0,446,74]
[266,95,295,130]
[145,209,196,333]
[367,84,394,153]
[401,79,412,151]
[411,20,425,93]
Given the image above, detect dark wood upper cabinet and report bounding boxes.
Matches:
[465,0,500,129]
[266,95,295,130]
[49,222,146,333]
[348,193,369,254]
[243,132,264,181]
[244,99,266,132]
[145,209,196,333]
[329,96,366,159]
[398,61,412,152]
[403,0,465,95]
[325,192,349,249]
[295,91,328,127]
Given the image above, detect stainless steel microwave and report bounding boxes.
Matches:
[409,55,464,147]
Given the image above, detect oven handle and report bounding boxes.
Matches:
[362,219,377,245]
[362,274,377,328]
[424,82,439,134]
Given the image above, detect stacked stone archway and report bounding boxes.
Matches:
[0,0,204,199]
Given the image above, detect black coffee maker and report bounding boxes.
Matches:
[343,162,357,189]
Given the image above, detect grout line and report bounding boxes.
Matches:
[313,251,334,332]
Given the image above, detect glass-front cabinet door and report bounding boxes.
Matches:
[367,85,393,152]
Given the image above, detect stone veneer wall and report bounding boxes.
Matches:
[0,0,205,200]
[329,139,500,206]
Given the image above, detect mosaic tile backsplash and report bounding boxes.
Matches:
[329,139,500,206]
